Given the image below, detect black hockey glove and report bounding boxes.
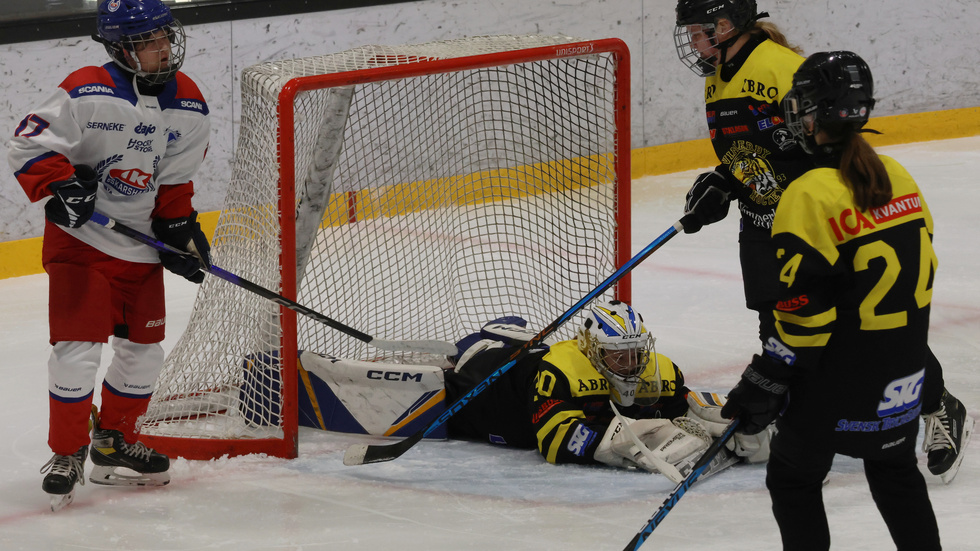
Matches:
[151,211,212,284]
[720,354,792,435]
[45,165,98,229]
[679,170,732,234]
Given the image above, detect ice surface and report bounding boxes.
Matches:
[1,137,977,550]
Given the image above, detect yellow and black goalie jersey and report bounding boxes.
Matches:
[529,341,689,465]
[767,155,937,456]
[444,340,690,465]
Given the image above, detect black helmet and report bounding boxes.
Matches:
[674,0,765,77]
[675,0,759,29]
[782,51,876,154]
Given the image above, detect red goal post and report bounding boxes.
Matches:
[138,35,632,459]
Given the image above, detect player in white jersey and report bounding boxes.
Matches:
[8,0,211,511]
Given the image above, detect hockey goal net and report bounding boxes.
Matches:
[138,35,632,459]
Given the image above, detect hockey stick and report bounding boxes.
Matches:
[622,419,740,551]
[343,221,684,466]
[88,212,458,356]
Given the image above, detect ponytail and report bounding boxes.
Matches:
[835,130,892,210]
[752,22,804,54]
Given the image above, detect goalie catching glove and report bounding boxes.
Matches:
[594,415,711,479]
[151,211,212,284]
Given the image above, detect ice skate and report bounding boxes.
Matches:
[40,446,87,512]
[922,390,974,484]
[89,424,170,487]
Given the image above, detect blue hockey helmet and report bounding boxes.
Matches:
[95,0,185,85]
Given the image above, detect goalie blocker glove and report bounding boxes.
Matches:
[679,169,732,234]
[151,211,212,284]
[45,164,98,229]
[721,354,793,435]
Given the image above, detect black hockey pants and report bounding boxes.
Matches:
[766,426,941,551]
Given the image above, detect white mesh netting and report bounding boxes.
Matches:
[139,35,628,456]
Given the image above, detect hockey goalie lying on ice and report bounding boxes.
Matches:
[298,300,773,481]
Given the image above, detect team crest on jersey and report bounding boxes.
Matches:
[105,167,156,196]
[723,141,782,205]
[166,128,181,144]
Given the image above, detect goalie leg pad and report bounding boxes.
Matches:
[685,391,731,437]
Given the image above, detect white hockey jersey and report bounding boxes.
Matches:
[9,62,210,263]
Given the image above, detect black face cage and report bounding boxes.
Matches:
[674,24,719,77]
[781,89,817,154]
[107,20,186,86]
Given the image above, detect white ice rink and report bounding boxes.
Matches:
[1,137,977,550]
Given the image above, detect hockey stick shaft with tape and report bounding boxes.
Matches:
[343,221,683,466]
[623,419,740,550]
[89,212,457,356]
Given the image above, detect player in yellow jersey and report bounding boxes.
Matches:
[444,301,771,481]
[673,0,970,485]
[720,51,952,551]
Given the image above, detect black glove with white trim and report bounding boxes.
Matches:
[45,165,98,228]
[720,354,792,435]
[679,170,732,234]
[152,211,212,284]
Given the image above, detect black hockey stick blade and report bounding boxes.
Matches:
[90,212,458,356]
[623,419,740,550]
[343,222,683,466]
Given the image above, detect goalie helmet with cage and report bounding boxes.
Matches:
[94,0,186,86]
[674,0,765,77]
[781,51,876,154]
[577,301,655,407]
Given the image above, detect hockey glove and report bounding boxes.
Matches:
[151,211,212,284]
[720,354,792,435]
[679,170,732,234]
[45,165,98,229]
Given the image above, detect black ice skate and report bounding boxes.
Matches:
[922,390,974,484]
[40,446,88,512]
[89,426,171,487]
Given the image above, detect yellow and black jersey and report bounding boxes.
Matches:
[768,155,937,456]
[705,33,809,233]
[529,341,688,465]
[443,340,689,465]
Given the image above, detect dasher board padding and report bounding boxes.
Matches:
[297,350,448,439]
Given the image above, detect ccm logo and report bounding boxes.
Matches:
[366,370,423,382]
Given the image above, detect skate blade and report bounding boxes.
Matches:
[89,465,170,487]
[49,489,75,512]
[940,415,974,485]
